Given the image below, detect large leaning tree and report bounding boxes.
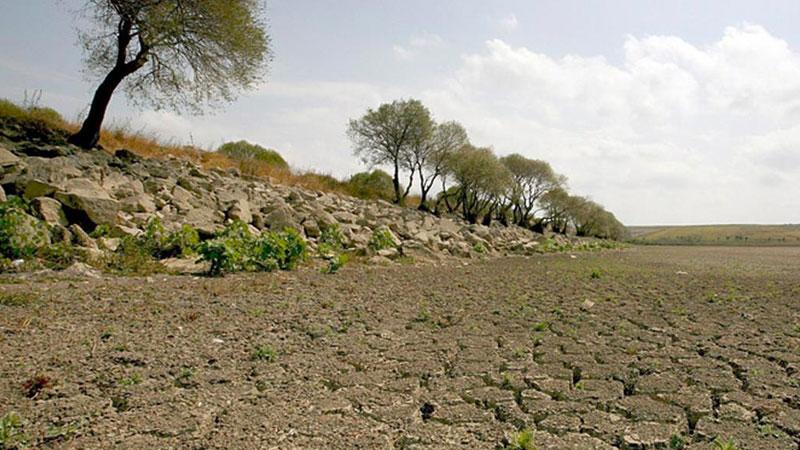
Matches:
[347,99,433,205]
[69,0,271,149]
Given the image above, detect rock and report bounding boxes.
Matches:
[22,179,60,199]
[111,225,143,238]
[62,262,101,278]
[55,178,120,227]
[227,199,252,223]
[264,206,301,232]
[303,219,321,238]
[162,257,208,274]
[121,194,157,213]
[69,224,97,249]
[332,211,358,224]
[0,145,21,166]
[183,207,222,237]
[97,237,120,252]
[0,185,5,203]
[31,197,68,226]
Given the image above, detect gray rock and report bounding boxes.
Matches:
[69,224,97,249]
[31,197,68,226]
[55,178,120,227]
[264,206,301,232]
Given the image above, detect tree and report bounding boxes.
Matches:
[539,187,572,233]
[218,140,288,169]
[412,121,468,211]
[347,99,433,205]
[500,154,565,228]
[69,0,271,149]
[445,145,511,224]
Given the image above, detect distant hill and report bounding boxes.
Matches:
[627,224,800,246]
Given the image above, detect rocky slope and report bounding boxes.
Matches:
[0,135,574,270]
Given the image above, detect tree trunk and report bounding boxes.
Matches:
[69,69,127,149]
[392,161,402,205]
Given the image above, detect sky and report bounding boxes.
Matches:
[1,1,800,225]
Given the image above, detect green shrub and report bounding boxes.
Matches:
[0,197,50,260]
[503,428,536,450]
[164,224,200,257]
[344,169,394,201]
[217,140,288,168]
[473,242,487,254]
[713,438,739,450]
[37,242,83,270]
[322,253,348,274]
[368,228,396,252]
[251,345,277,362]
[317,224,345,257]
[0,411,28,449]
[197,221,307,276]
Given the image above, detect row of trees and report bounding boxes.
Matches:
[347,99,625,240]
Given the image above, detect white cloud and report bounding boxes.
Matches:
[498,14,519,32]
[393,33,445,61]
[418,24,800,224]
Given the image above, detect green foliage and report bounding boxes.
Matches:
[473,242,487,254]
[503,428,536,450]
[218,141,288,168]
[318,224,345,257]
[164,224,200,258]
[590,268,602,279]
[37,243,83,270]
[669,434,685,449]
[348,99,434,204]
[368,228,396,252]
[103,218,199,274]
[0,197,50,260]
[345,170,394,201]
[0,292,36,307]
[252,345,277,362]
[89,224,111,239]
[713,438,739,450]
[118,373,143,386]
[0,411,28,449]
[322,253,348,274]
[80,0,270,112]
[197,221,307,276]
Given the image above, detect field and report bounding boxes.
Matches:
[627,224,800,246]
[1,247,799,449]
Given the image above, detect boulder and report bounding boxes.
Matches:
[69,224,97,249]
[31,197,68,226]
[55,178,120,227]
[0,145,21,167]
[227,199,253,223]
[303,219,321,238]
[264,206,301,232]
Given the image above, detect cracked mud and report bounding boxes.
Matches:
[1,246,799,449]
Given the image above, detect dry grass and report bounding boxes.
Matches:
[0,99,361,198]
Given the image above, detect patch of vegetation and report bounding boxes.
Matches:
[501,428,536,450]
[118,373,143,386]
[0,411,28,449]
[217,140,288,169]
[44,421,80,443]
[198,221,307,276]
[317,224,345,258]
[368,228,396,252]
[713,438,739,450]
[0,197,50,261]
[0,292,36,307]
[473,242,487,254]
[37,243,84,270]
[669,434,685,449]
[590,268,602,279]
[174,367,196,388]
[322,253,348,274]
[251,345,277,362]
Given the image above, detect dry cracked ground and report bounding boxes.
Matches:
[1,246,799,449]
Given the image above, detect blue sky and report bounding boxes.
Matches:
[2,1,800,225]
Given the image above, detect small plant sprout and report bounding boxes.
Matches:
[252,345,277,362]
[503,428,536,450]
[713,437,739,450]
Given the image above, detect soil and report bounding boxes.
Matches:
[1,246,799,449]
